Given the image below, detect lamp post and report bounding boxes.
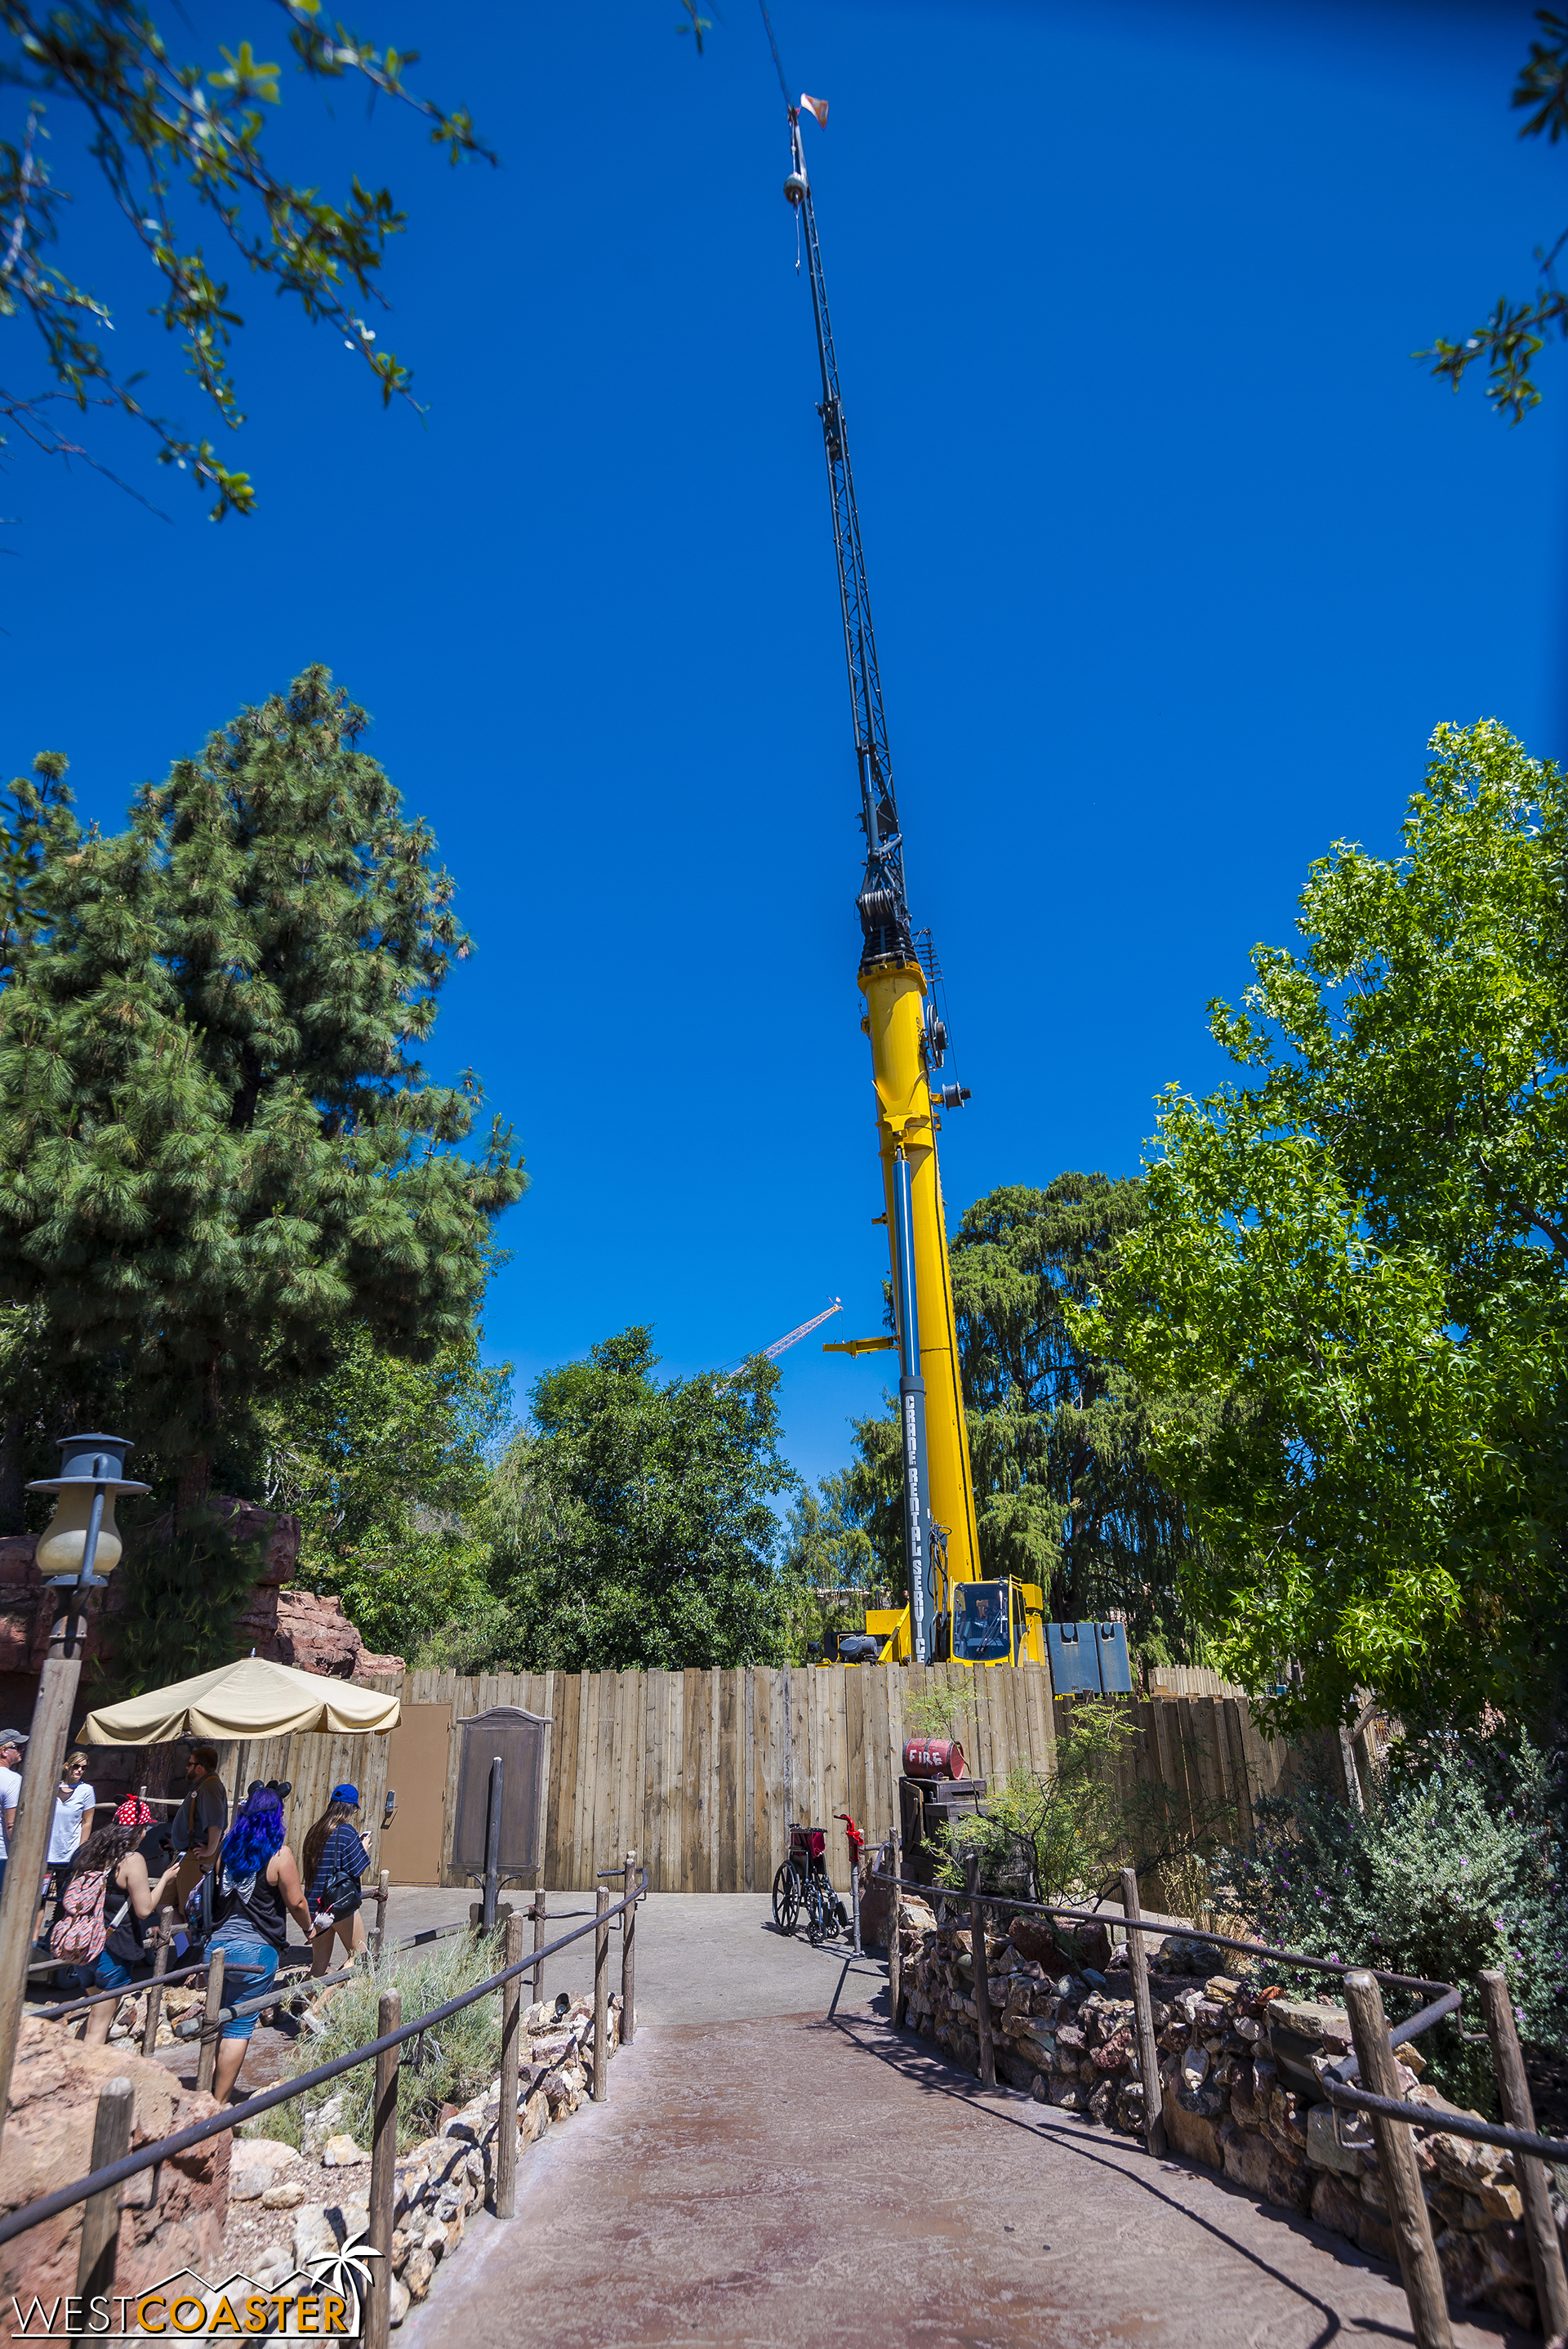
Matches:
[0,1435,147,2146]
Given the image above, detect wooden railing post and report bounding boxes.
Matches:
[195,1947,225,2097]
[371,1870,390,1961]
[366,1985,400,2349]
[1120,1867,1166,2156]
[532,1879,546,2007]
[1479,1968,1568,2339]
[887,1832,902,2028]
[965,1849,996,2088]
[140,1906,174,2060]
[621,1851,637,2045]
[1343,1972,1452,2349]
[75,2075,132,2299]
[495,1914,523,2220]
[592,1886,609,2105]
[0,1638,85,2146]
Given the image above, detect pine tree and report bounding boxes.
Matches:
[950,1175,1205,1651]
[0,666,526,1527]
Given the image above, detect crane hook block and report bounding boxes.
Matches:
[784,171,808,206]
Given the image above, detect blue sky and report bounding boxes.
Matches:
[7,0,1566,1490]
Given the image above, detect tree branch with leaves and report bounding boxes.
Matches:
[0,0,493,512]
[1419,8,1568,421]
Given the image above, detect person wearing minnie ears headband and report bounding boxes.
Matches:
[301,1783,372,1978]
[78,1800,182,2044]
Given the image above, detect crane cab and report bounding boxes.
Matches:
[947,1577,1046,1669]
[856,1577,1046,1668]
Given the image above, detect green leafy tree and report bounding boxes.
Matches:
[1081,720,1568,1736]
[0,1,496,514]
[0,664,527,1542]
[789,1405,906,1605]
[1422,9,1568,420]
[488,1327,795,1671]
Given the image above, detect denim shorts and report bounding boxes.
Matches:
[210,1927,280,2041]
[93,1950,135,1991]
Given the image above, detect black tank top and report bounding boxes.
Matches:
[213,1852,290,1952]
[103,1861,149,1967]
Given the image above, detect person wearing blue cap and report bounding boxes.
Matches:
[301,1782,371,1977]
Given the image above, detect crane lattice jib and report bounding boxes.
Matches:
[786,114,911,971]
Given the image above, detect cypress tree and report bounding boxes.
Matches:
[0,666,525,1528]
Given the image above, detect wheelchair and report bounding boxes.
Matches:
[771,1821,849,1945]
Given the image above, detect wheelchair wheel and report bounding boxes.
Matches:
[772,1861,800,1936]
[804,1878,835,1946]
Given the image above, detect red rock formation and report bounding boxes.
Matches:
[0,2016,229,2298]
[0,1500,403,1690]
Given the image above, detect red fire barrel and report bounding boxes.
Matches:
[903,1737,966,1781]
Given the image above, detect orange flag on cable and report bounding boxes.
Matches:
[800,93,828,127]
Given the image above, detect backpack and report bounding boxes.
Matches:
[50,1869,124,1965]
[315,1825,364,1919]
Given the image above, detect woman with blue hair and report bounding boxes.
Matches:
[208,1787,315,2101]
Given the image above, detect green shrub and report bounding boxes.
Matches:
[1221,1730,1566,2111]
[250,1932,504,2155]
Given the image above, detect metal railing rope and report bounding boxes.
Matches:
[1321,2077,1568,2166]
[0,1870,646,2253]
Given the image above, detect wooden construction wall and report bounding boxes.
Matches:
[391,1665,1291,1897]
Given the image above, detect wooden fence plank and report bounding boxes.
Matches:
[717,1669,740,1893]
[676,1669,698,1893]
[844,1663,866,1845]
[593,1670,617,1884]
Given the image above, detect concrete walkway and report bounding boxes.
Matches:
[385,1887,852,2024]
[396,1895,1525,2349]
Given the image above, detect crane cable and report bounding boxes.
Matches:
[758,0,791,107]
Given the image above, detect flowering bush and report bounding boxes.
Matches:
[1221,1730,1565,2111]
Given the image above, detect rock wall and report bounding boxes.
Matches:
[0,1498,403,1693]
[899,1906,1565,2336]
[0,2017,230,2299]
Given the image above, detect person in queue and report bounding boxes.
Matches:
[172,1741,228,1915]
[207,1786,314,2101]
[0,1730,25,1904]
[80,1801,181,2045]
[301,1784,371,1977]
[39,1749,96,1943]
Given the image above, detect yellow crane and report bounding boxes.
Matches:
[762,16,1044,1671]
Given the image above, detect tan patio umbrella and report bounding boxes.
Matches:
[78,1653,401,1745]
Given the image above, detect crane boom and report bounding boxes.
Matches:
[760,7,987,1665]
[761,1298,842,1362]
